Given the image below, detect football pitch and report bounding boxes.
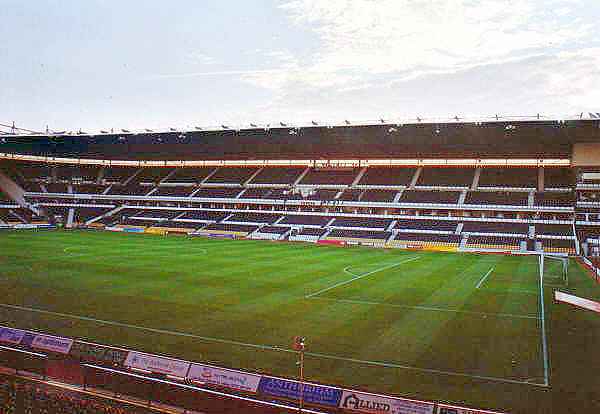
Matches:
[1,230,600,413]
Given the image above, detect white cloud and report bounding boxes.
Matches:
[185,51,219,66]
[269,0,595,88]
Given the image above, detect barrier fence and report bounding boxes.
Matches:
[0,325,504,414]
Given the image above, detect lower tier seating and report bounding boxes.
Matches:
[202,223,258,234]
[327,229,390,240]
[395,219,457,232]
[466,236,524,251]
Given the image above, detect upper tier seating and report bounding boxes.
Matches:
[358,167,415,186]
[478,167,538,188]
[306,189,339,200]
[107,183,151,196]
[462,221,529,234]
[132,167,172,183]
[57,165,101,181]
[300,168,359,185]
[395,219,457,232]
[44,183,69,193]
[332,217,392,228]
[238,188,290,199]
[535,223,573,237]
[72,184,108,194]
[250,167,305,184]
[165,167,214,183]
[227,212,280,223]
[194,187,241,198]
[206,167,257,184]
[534,191,574,207]
[133,209,176,219]
[102,167,136,183]
[177,210,229,221]
[281,215,332,226]
[465,191,529,206]
[22,182,43,192]
[543,168,573,188]
[328,229,391,240]
[400,190,460,204]
[337,189,363,201]
[153,186,194,197]
[18,163,52,181]
[360,190,399,202]
[417,167,474,187]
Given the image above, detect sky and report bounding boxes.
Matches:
[1,0,599,132]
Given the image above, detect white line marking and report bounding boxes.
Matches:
[0,302,547,387]
[308,296,540,320]
[305,256,420,298]
[306,351,548,387]
[475,267,494,289]
[539,264,550,386]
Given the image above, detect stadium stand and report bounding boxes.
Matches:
[327,229,391,241]
[357,167,415,186]
[2,117,595,257]
[466,235,524,251]
[462,221,529,235]
[164,167,214,183]
[400,190,461,204]
[478,167,538,188]
[249,167,305,184]
[416,167,474,187]
[206,167,257,184]
[465,191,529,206]
[535,191,574,207]
[300,168,359,185]
[395,218,458,232]
[281,215,332,226]
[332,216,392,229]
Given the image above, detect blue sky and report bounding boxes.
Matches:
[1,0,599,132]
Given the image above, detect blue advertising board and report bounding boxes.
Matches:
[258,377,342,408]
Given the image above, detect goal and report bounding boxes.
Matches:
[539,253,569,287]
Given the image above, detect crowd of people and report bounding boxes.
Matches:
[0,377,149,414]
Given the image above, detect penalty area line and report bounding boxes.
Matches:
[0,302,547,388]
[305,256,420,298]
[475,267,494,289]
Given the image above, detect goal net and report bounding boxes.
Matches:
[539,253,569,287]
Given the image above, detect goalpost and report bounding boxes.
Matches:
[539,253,569,287]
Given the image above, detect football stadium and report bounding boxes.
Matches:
[3,2,600,414]
[2,117,600,414]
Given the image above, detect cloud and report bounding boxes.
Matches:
[144,68,285,80]
[185,51,219,66]
[267,0,596,89]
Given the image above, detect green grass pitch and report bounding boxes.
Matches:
[2,230,600,413]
